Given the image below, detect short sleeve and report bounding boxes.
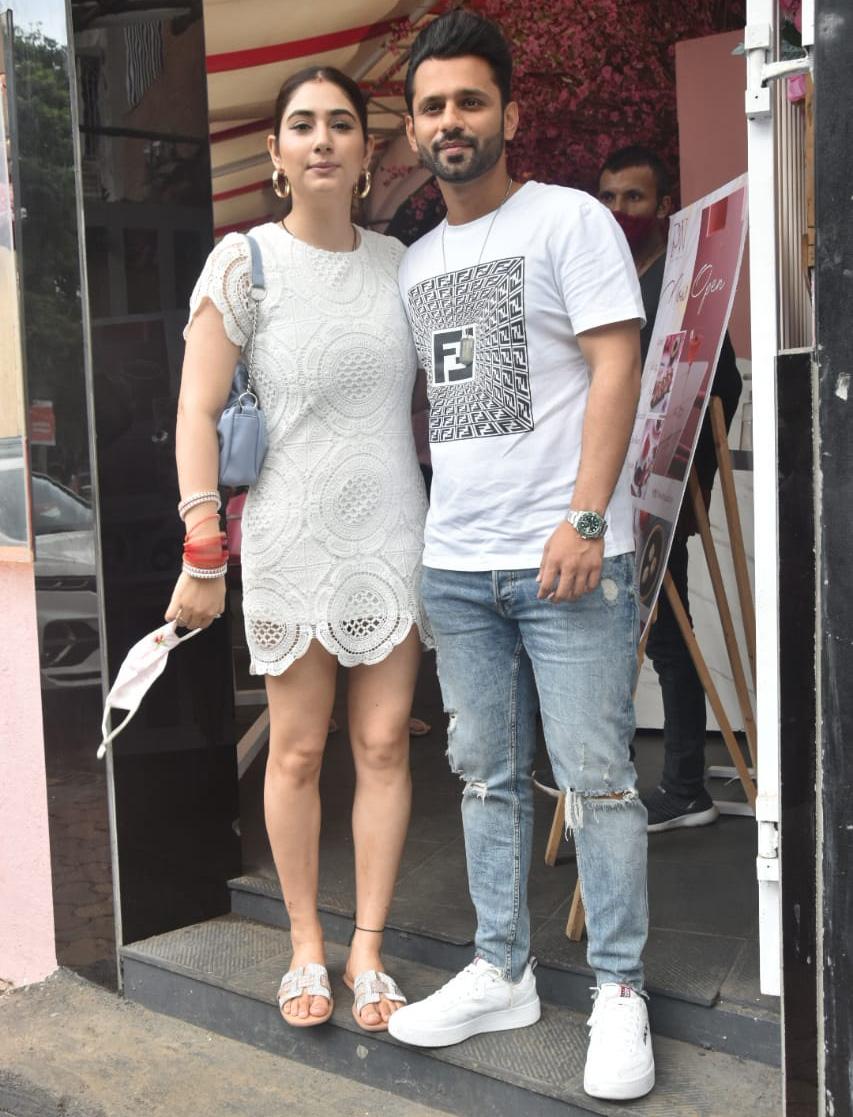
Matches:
[556,197,646,336]
[184,232,254,348]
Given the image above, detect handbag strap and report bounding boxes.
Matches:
[243,233,266,395]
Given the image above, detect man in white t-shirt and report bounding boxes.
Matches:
[386,11,654,1102]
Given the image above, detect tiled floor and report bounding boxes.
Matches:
[239,652,774,1012]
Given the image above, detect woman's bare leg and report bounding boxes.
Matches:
[264,641,338,1021]
[345,628,421,1026]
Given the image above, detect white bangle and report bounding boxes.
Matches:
[178,491,221,520]
[182,562,227,580]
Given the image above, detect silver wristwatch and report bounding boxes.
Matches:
[565,509,608,540]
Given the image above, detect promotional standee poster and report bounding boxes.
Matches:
[629,175,749,634]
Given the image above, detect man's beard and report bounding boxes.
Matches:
[417,127,505,184]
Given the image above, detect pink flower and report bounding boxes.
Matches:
[780,0,802,30]
[787,73,807,103]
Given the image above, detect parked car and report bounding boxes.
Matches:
[31,474,102,690]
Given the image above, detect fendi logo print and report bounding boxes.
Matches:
[432,325,477,384]
[408,257,533,443]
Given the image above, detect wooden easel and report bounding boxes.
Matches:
[547,397,757,941]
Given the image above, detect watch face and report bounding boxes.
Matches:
[576,511,605,538]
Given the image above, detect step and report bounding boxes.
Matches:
[229,872,781,1067]
[122,914,781,1117]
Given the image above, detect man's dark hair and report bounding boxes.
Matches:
[405,9,512,113]
[598,145,672,201]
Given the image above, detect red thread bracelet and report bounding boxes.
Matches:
[183,531,229,569]
[186,513,221,539]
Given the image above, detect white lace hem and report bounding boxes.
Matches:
[248,613,434,677]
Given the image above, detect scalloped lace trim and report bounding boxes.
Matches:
[249,614,433,677]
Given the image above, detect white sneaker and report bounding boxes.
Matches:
[583,983,655,1100]
[387,958,541,1047]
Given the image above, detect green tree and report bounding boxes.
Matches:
[14,27,87,479]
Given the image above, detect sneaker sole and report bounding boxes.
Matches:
[584,1062,655,1100]
[647,804,720,833]
[388,996,541,1048]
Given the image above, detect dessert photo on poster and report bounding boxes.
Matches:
[648,330,686,414]
[631,415,665,500]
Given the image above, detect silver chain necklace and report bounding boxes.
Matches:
[440,176,514,276]
[440,177,514,367]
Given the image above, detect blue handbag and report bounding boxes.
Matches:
[217,234,268,487]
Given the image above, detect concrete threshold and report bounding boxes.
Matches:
[0,968,445,1117]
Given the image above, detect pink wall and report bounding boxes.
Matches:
[0,561,57,985]
[676,29,750,358]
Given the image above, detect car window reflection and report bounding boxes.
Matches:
[31,473,93,535]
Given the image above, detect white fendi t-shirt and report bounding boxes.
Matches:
[398,181,645,571]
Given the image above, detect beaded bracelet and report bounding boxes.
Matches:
[182,562,228,580]
[178,491,221,520]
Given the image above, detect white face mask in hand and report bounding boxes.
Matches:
[97,619,201,758]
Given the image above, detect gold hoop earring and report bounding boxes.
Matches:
[272,169,290,199]
[354,170,372,200]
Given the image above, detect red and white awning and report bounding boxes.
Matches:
[203,0,440,237]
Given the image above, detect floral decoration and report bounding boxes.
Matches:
[475,0,746,193]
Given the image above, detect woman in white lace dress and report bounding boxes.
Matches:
[165,68,430,1033]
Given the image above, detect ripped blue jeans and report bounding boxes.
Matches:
[421,554,648,988]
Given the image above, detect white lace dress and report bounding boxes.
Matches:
[185,223,431,675]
